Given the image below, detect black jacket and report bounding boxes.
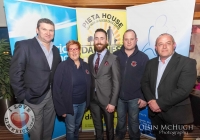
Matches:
[114,45,149,100]
[141,53,196,124]
[53,58,91,116]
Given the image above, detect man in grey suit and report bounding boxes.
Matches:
[141,33,196,140]
[9,18,61,140]
[88,28,120,140]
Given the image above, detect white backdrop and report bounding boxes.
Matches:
[127,0,195,59]
[126,0,195,138]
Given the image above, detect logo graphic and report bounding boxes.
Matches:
[131,61,137,67]
[85,69,90,74]
[4,104,35,134]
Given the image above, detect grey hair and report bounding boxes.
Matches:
[155,33,175,46]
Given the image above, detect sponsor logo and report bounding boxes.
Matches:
[4,104,35,134]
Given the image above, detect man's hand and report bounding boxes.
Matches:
[62,114,67,117]
[148,100,161,112]
[106,104,115,113]
[138,99,147,108]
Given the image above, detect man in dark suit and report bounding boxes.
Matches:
[9,18,61,140]
[141,33,196,140]
[88,28,120,140]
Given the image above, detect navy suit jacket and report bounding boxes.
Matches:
[9,37,61,104]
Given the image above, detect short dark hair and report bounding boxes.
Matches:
[66,40,81,51]
[37,18,55,29]
[123,29,137,39]
[94,28,107,39]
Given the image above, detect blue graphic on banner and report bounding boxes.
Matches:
[4,0,77,61]
[140,15,177,59]
[4,0,77,139]
[137,13,191,60]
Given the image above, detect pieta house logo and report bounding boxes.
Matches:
[4,104,35,134]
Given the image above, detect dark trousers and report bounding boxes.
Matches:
[90,97,114,140]
[150,113,184,140]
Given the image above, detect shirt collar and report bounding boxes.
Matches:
[36,36,53,50]
[96,48,107,56]
[158,52,174,63]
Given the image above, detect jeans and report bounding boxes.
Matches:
[115,98,140,140]
[65,102,86,140]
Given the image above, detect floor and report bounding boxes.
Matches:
[0,125,199,140]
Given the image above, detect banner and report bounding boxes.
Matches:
[4,0,77,139]
[127,0,195,59]
[76,8,126,63]
[4,0,77,61]
[76,8,126,131]
[126,0,195,138]
[82,110,118,131]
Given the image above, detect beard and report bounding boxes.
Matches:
[94,43,108,52]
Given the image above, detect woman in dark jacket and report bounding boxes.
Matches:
[53,40,91,140]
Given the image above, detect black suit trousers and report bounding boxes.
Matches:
[90,93,114,140]
[150,113,184,140]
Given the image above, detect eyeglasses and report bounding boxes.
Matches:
[68,48,79,52]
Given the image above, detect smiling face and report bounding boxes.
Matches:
[36,23,54,43]
[36,23,54,44]
[68,44,80,61]
[123,31,138,51]
[155,34,176,61]
[94,31,108,52]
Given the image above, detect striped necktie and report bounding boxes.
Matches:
[94,53,100,74]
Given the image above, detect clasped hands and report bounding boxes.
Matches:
[148,99,161,112]
[106,104,115,113]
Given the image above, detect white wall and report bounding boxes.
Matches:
[0,0,7,27]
